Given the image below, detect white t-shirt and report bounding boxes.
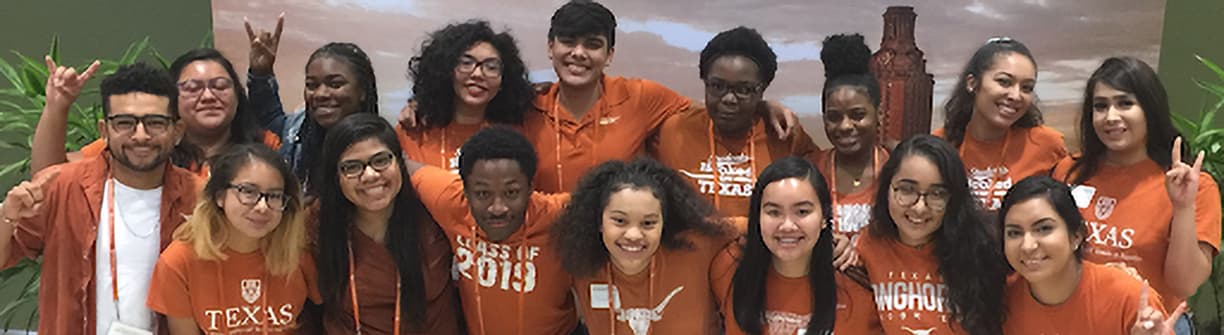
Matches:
[95,179,162,333]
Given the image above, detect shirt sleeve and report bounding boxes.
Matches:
[4,166,66,269]
[410,165,469,225]
[1194,173,1222,254]
[787,123,821,159]
[247,72,288,133]
[300,252,323,304]
[146,247,194,318]
[639,80,692,134]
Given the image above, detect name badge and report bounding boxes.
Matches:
[1070,185,1096,209]
[590,283,610,309]
[107,321,154,335]
[797,329,807,335]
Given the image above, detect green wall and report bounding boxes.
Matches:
[1159,0,1224,127]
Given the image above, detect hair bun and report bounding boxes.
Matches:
[821,34,872,79]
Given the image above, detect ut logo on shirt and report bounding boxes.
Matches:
[241,279,261,304]
[679,154,754,197]
[611,285,684,335]
[452,235,540,292]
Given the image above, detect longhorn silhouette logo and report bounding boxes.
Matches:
[611,285,685,335]
[901,326,935,335]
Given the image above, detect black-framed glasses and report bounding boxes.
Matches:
[227,183,289,211]
[177,77,234,98]
[891,183,950,210]
[704,79,762,99]
[338,151,396,178]
[106,114,174,135]
[456,56,503,77]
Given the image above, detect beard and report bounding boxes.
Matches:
[111,143,170,172]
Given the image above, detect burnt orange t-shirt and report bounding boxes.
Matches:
[146,240,321,334]
[410,165,577,335]
[525,76,691,193]
[649,106,820,219]
[1004,262,1165,334]
[710,243,882,335]
[572,232,733,335]
[857,231,964,335]
[933,126,1067,211]
[1052,157,1222,311]
[812,148,889,245]
[397,122,493,173]
[80,130,282,178]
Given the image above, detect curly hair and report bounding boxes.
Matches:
[296,42,379,188]
[941,38,1042,148]
[821,33,880,107]
[699,26,777,88]
[101,62,178,117]
[868,135,1007,334]
[552,158,729,278]
[457,126,538,185]
[408,20,533,128]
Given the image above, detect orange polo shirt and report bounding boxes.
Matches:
[3,154,199,335]
[80,130,282,178]
[649,106,820,219]
[1004,262,1165,334]
[524,76,691,193]
[710,243,883,335]
[1052,156,1221,311]
[857,231,965,334]
[146,241,322,334]
[410,165,577,335]
[572,231,734,335]
[397,122,501,174]
[934,126,1067,211]
[812,148,889,245]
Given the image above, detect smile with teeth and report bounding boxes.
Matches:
[617,242,647,253]
[774,236,805,245]
[905,215,930,225]
[1020,256,1047,268]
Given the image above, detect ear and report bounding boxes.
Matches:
[97,119,109,145]
[605,47,616,68]
[965,74,978,94]
[546,39,555,61]
[216,193,225,209]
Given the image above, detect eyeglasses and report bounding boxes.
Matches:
[106,114,174,135]
[704,80,762,99]
[338,151,396,178]
[456,56,503,77]
[177,77,234,98]
[227,183,289,211]
[891,183,950,210]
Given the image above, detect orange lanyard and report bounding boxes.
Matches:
[551,88,604,192]
[606,256,657,335]
[829,147,881,225]
[348,240,400,335]
[960,130,1011,209]
[470,224,528,335]
[106,177,121,319]
[706,121,756,211]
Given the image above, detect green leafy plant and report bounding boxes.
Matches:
[1180,55,1224,335]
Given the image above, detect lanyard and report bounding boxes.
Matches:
[706,121,756,211]
[829,146,881,228]
[348,240,401,335]
[106,177,121,320]
[606,256,657,335]
[551,87,605,192]
[960,130,1011,209]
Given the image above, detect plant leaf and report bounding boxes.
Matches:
[1171,112,1199,139]
[0,58,25,96]
[119,37,151,65]
[1197,54,1224,83]
[199,30,214,49]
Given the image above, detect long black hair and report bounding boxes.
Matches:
[868,134,1006,334]
[1064,57,1184,185]
[168,48,262,167]
[732,157,836,335]
[296,42,379,187]
[941,38,1042,148]
[408,20,532,128]
[315,113,427,329]
[552,158,729,278]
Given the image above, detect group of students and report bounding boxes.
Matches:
[0,0,1220,334]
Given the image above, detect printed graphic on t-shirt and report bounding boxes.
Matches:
[1085,194,1138,260]
[872,271,950,327]
[968,166,1011,210]
[451,235,540,293]
[764,311,811,335]
[201,278,297,334]
[610,285,684,335]
[446,149,461,174]
[679,154,755,198]
[835,203,871,234]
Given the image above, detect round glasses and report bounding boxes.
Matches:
[891,183,950,210]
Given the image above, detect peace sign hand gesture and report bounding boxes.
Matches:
[1131,281,1187,335]
[244,13,284,75]
[1165,137,1205,210]
[43,56,100,111]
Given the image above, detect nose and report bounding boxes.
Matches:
[199,86,220,102]
[836,115,855,131]
[470,64,487,79]
[488,197,509,216]
[718,90,738,104]
[909,194,931,214]
[359,165,380,179]
[779,215,800,231]
[1105,104,1123,121]
[253,196,272,212]
[568,45,588,61]
[1006,85,1022,100]
[624,225,644,240]
[131,121,153,141]
[1020,232,1038,252]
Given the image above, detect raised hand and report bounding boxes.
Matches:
[43,56,100,111]
[244,13,284,75]
[398,99,419,128]
[1165,137,1205,210]
[2,167,61,222]
[1130,281,1186,335]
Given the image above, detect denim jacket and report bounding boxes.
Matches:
[247,72,308,177]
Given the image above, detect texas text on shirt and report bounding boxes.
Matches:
[1052,156,1222,311]
[932,126,1067,211]
[1003,262,1165,335]
[146,240,322,334]
[710,243,883,335]
[650,106,819,219]
[3,153,199,334]
[573,231,733,335]
[525,75,691,193]
[397,123,505,174]
[857,231,965,334]
[410,165,578,335]
[812,148,889,244]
